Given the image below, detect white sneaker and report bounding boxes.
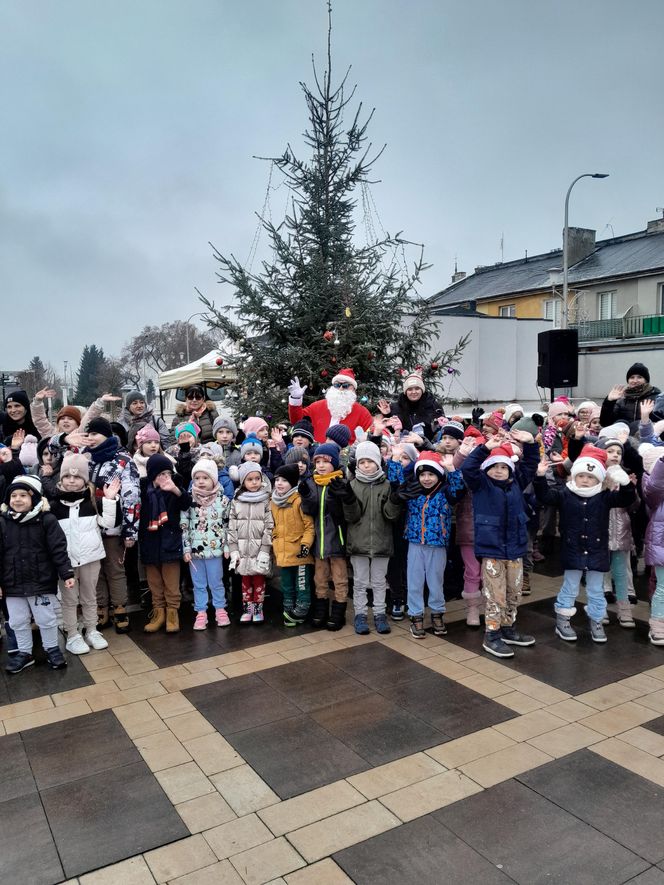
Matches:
[85,629,109,650]
[66,633,90,655]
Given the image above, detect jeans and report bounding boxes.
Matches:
[407,544,446,616]
[351,555,389,617]
[610,550,629,603]
[190,557,226,611]
[653,567,664,619]
[556,569,605,621]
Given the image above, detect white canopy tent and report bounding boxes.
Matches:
[157,350,235,391]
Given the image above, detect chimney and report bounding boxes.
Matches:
[452,269,466,284]
[647,217,664,235]
[565,227,596,266]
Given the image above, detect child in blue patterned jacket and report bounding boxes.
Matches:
[396,450,464,639]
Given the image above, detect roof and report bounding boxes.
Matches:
[431,229,664,308]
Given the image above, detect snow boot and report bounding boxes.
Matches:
[616,600,635,628]
[327,600,347,631]
[649,617,664,646]
[144,607,166,633]
[311,597,329,628]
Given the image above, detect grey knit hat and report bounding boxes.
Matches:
[212,415,238,438]
[125,389,146,407]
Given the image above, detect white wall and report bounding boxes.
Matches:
[578,343,664,402]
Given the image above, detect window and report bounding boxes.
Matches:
[659,282,664,314]
[543,299,562,325]
[597,290,617,320]
[499,304,516,317]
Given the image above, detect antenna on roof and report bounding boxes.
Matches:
[500,233,504,262]
[657,208,664,219]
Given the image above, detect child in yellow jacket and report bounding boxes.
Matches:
[270,464,315,626]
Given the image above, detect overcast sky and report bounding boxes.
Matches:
[2,0,663,376]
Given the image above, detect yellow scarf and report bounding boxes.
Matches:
[313,469,344,487]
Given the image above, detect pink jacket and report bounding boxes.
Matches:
[30,397,105,439]
[453,449,474,546]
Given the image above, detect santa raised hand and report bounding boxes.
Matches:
[287,368,373,444]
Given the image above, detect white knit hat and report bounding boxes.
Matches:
[403,369,425,394]
[191,458,218,485]
[504,403,524,424]
[639,443,664,475]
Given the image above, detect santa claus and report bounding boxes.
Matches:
[288,369,373,444]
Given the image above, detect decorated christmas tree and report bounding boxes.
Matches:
[201,8,467,419]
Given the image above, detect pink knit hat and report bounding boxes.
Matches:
[135,424,160,447]
[547,401,572,420]
[242,416,268,436]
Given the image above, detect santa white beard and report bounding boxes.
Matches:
[325,386,356,423]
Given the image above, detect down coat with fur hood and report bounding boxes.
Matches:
[171,401,219,445]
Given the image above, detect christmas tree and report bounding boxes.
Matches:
[201,7,468,419]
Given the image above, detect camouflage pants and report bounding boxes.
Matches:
[481,558,522,632]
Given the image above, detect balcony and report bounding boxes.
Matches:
[570,313,664,342]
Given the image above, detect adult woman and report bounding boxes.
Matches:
[1,390,41,443]
[600,363,660,428]
[118,390,170,453]
[377,369,444,442]
[170,385,219,444]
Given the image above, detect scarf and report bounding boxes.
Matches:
[56,486,90,504]
[623,383,655,400]
[192,480,221,508]
[237,488,270,503]
[313,469,344,486]
[354,466,385,483]
[566,479,604,498]
[87,435,121,465]
[146,484,169,531]
[271,486,298,507]
[7,498,44,523]
[185,400,207,420]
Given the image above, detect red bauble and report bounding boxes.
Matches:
[215,357,224,366]
[323,330,334,341]
[430,361,439,370]
[320,369,329,378]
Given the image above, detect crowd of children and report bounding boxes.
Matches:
[2,359,664,674]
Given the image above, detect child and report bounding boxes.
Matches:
[385,442,418,619]
[535,444,635,644]
[213,415,241,468]
[284,445,312,479]
[139,454,191,634]
[0,475,75,673]
[51,453,119,654]
[291,418,315,450]
[133,424,173,479]
[167,422,201,486]
[299,443,349,630]
[197,442,235,499]
[452,433,484,626]
[271,463,314,626]
[462,431,539,658]
[229,433,278,485]
[180,458,231,629]
[343,440,401,635]
[228,462,274,623]
[399,451,464,639]
[638,445,664,644]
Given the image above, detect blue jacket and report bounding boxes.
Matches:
[462,442,539,560]
[404,470,464,547]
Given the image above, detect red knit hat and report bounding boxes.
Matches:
[482,410,505,431]
[481,443,518,473]
[414,450,446,480]
[331,368,357,389]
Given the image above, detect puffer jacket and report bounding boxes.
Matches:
[50,487,119,567]
[228,484,274,575]
[171,402,219,444]
[343,475,402,557]
[642,458,664,567]
[299,477,347,559]
[0,503,74,596]
[404,470,465,547]
[180,493,231,558]
[270,491,314,567]
[118,406,170,454]
[86,437,141,541]
[30,396,104,440]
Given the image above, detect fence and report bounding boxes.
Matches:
[571,313,664,341]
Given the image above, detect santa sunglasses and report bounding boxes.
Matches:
[332,382,353,390]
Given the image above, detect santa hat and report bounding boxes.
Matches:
[481,443,519,473]
[464,425,486,445]
[571,445,607,482]
[639,443,664,475]
[331,368,357,390]
[414,451,446,480]
[440,420,464,441]
[504,403,524,424]
[403,369,425,394]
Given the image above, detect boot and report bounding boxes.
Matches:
[144,607,166,633]
[112,605,130,634]
[521,571,531,596]
[166,607,180,633]
[482,629,514,658]
[465,597,481,628]
[326,600,347,631]
[555,610,577,641]
[252,602,264,623]
[649,616,664,646]
[311,597,329,628]
[97,606,110,630]
[616,600,635,628]
[240,602,254,623]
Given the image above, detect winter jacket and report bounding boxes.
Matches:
[386,391,444,442]
[0,449,24,503]
[138,478,191,565]
[453,449,474,546]
[299,477,347,559]
[171,402,219,445]
[270,491,314,567]
[221,443,242,468]
[642,458,664,567]
[228,486,274,575]
[118,406,170,454]
[534,477,636,572]
[180,493,231,559]
[404,470,465,547]
[601,386,661,429]
[86,437,141,541]
[0,504,74,596]
[29,396,104,440]
[343,475,402,557]
[462,442,539,560]
[50,487,119,567]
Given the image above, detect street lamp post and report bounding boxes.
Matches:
[185,311,207,363]
[561,172,609,329]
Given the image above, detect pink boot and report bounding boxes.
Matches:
[465,596,482,627]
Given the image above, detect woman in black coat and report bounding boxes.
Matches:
[377,370,444,442]
[1,390,42,444]
[600,362,660,428]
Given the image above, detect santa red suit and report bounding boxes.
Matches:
[288,368,373,444]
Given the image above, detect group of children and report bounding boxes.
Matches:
[3,360,664,676]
